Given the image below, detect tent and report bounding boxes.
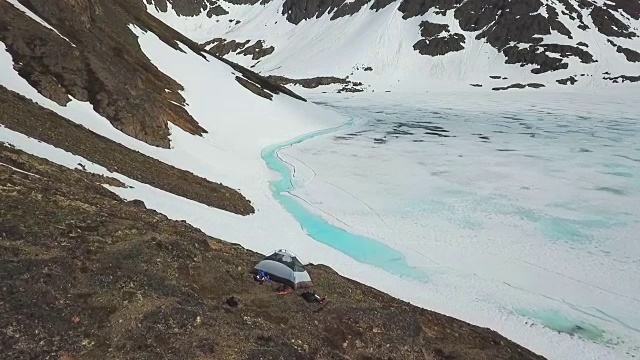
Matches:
[252,249,312,289]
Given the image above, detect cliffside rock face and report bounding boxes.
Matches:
[281,0,346,24]
[591,6,637,38]
[332,0,371,20]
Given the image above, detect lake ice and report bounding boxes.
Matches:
[272,91,640,360]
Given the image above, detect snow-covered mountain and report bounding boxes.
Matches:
[145,0,640,91]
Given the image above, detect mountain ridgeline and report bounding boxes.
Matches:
[146,0,640,90]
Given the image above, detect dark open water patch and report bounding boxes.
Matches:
[395,122,449,133]
[594,187,627,195]
[386,129,414,136]
[425,131,451,138]
[503,116,524,121]
[352,120,455,145]
[403,122,440,128]
[615,154,640,163]
[518,133,540,138]
[333,136,353,141]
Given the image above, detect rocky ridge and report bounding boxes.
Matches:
[1,0,304,149]
[148,0,640,90]
[203,37,275,60]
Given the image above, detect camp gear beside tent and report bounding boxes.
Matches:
[277,286,294,295]
[252,249,312,289]
[253,270,270,284]
[301,291,326,305]
[226,296,240,308]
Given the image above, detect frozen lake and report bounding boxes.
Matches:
[272,91,640,360]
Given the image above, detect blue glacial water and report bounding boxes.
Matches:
[260,119,426,281]
[515,308,607,342]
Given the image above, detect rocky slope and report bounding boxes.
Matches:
[145,0,640,91]
[0,0,303,149]
[0,85,254,215]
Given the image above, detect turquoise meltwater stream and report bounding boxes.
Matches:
[260,118,426,281]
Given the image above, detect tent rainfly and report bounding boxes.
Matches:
[252,249,312,289]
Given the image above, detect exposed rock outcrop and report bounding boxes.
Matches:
[203,38,251,56]
[607,40,640,62]
[235,76,273,100]
[556,76,578,85]
[413,21,465,56]
[492,82,546,91]
[266,75,369,93]
[203,38,275,60]
[617,45,640,62]
[267,75,350,88]
[603,74,640,83]
[147,0,230,17]
[237,40,275,60]
[590,6,637,38]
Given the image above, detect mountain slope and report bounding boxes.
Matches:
[1,0,551,358]
[144,0,640,91]
[0,0,304,149]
